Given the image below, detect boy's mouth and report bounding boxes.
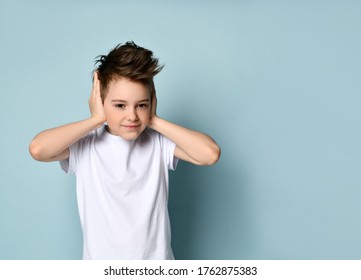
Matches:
[122,124,141,129]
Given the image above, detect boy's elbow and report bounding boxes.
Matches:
[203,144,221,166]
[29,139,45,161]
[210,145,221,165]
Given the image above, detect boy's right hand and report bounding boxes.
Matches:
[30,71,108,162]
[89,71,107,124]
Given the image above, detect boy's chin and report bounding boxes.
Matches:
[106,125,146,141]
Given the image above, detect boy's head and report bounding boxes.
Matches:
[94,42,163,140]
[95,41,163,103]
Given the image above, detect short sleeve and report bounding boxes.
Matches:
[59,141,79,174]
[59,129,99,174]
[159,134,179,171]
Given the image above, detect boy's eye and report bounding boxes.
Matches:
[138,103,148,108]
[115,104,125,109]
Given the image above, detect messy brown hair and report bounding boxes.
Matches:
[94,41,163,102]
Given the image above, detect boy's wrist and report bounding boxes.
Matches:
[148,115,161,130]
[90,115,106,128]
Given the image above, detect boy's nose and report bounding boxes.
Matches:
[127,109,138,121]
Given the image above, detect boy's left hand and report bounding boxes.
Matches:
[150,89,157,118]
[148,88,157,129]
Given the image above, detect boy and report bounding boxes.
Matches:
[29,41,220,260]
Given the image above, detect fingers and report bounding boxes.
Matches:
[89,71,106,122]
[91,71,100,99]
[151,91,157,117]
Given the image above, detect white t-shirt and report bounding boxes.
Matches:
[60,125,178,260]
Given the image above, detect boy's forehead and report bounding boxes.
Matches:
[107,78,150,100]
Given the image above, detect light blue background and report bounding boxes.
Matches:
[1,0,360,259]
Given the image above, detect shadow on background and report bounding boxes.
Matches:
[168,149,257,260]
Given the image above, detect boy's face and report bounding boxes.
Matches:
[103,78,150,140]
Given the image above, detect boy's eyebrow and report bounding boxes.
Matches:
[111,99,150,103]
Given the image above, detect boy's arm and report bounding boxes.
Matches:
[148,116,221,166]
[148,92,220,166]
[29,73,106,162]
[148,90,220,166]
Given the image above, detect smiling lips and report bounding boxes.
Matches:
[122,124,140,129]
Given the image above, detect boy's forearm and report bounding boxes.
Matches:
[29,117,104,162]
[149,116,220,165]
